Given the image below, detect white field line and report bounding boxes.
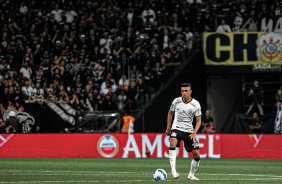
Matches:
[0,170,132,173]
[1,170,282,178]
[1,173,282,178]
[0,178,282,184]
[0,173,148,176]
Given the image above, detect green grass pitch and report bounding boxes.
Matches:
[0,158,282,183]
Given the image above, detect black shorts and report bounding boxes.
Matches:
[170,129,199,152]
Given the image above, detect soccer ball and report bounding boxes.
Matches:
[153,169,167,181]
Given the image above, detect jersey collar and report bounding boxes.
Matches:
[182,97,193,104]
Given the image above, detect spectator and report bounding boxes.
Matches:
[86,92,95,112]
[100,33,112,54]
[142,4,156,25]
[74,85,85,101]
[102,93,117,111]
[64,6,77,24]
[33,71,46,88]
[136,76,145,109]
[117,90,127,111]
[202,120,216,133]
[19,2,28,15]
[148,47,161,67]
[107,87,117,106]
[69,93,79,109]
[160,28,172,50]
[173,34,185,48]
[0,0,252,131]
[119,75,129,91]
[20,62,32,80]
[127,80,139,110]
[249,112,262,134]
[21,80,33,97]
[246,80,264,115]
[200,110,215,133]
[76,99,89,115]
[101,54,116,75]
[142,64,154,101]
[94,94,103,112]
[216,19,232,33]
[7,86,15,106]
[45,88,56,103]
[14,87,24,108]
[33,82,44,95]
[184,27,194,54]
[274,89,282,134]
[236,0,249,17]
[51,4,63,23]
[31,89,44,106]
[56,90,69,104]
[151,62,163,92]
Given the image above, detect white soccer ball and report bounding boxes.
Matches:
[153,169,167,181]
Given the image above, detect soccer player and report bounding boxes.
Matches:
[166,83,201,180]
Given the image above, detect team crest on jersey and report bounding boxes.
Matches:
[187,109,193,116]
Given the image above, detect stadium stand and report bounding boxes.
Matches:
[0,0,278,133]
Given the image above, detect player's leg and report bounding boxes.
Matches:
[169,137,179,179]
[188,149,200,180]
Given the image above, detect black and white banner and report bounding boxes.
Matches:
[219,16,282,33]
[46,103,76,125]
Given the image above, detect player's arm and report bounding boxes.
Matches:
[189,116,201,141]
[166,110,174,136]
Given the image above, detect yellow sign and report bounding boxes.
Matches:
[203,32,282,65]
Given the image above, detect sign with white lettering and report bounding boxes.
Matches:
[1,134,282,159]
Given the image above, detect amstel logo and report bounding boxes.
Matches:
[257,32,282,63]
[97,135,119,158]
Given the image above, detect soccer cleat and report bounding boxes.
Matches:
[188,175,199,180]
[171,171,179,179]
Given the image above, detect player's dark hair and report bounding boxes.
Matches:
[181,83,191,89]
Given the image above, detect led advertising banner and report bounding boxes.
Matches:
[0,134,281,159]
[203,32,282,69]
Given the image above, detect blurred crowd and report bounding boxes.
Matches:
[0,0,280,122]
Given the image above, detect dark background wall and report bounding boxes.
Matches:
[143,51,206,133]
[207,76,243,133]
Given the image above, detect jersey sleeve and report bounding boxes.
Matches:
[169,98,178,112]
[194,102,202,117]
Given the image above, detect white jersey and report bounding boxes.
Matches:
[170,97,201,133]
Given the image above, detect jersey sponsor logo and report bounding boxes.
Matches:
[187,109,193,116]
[97,135,119,158]
[177,116,188,122]
[171,132,177,137]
